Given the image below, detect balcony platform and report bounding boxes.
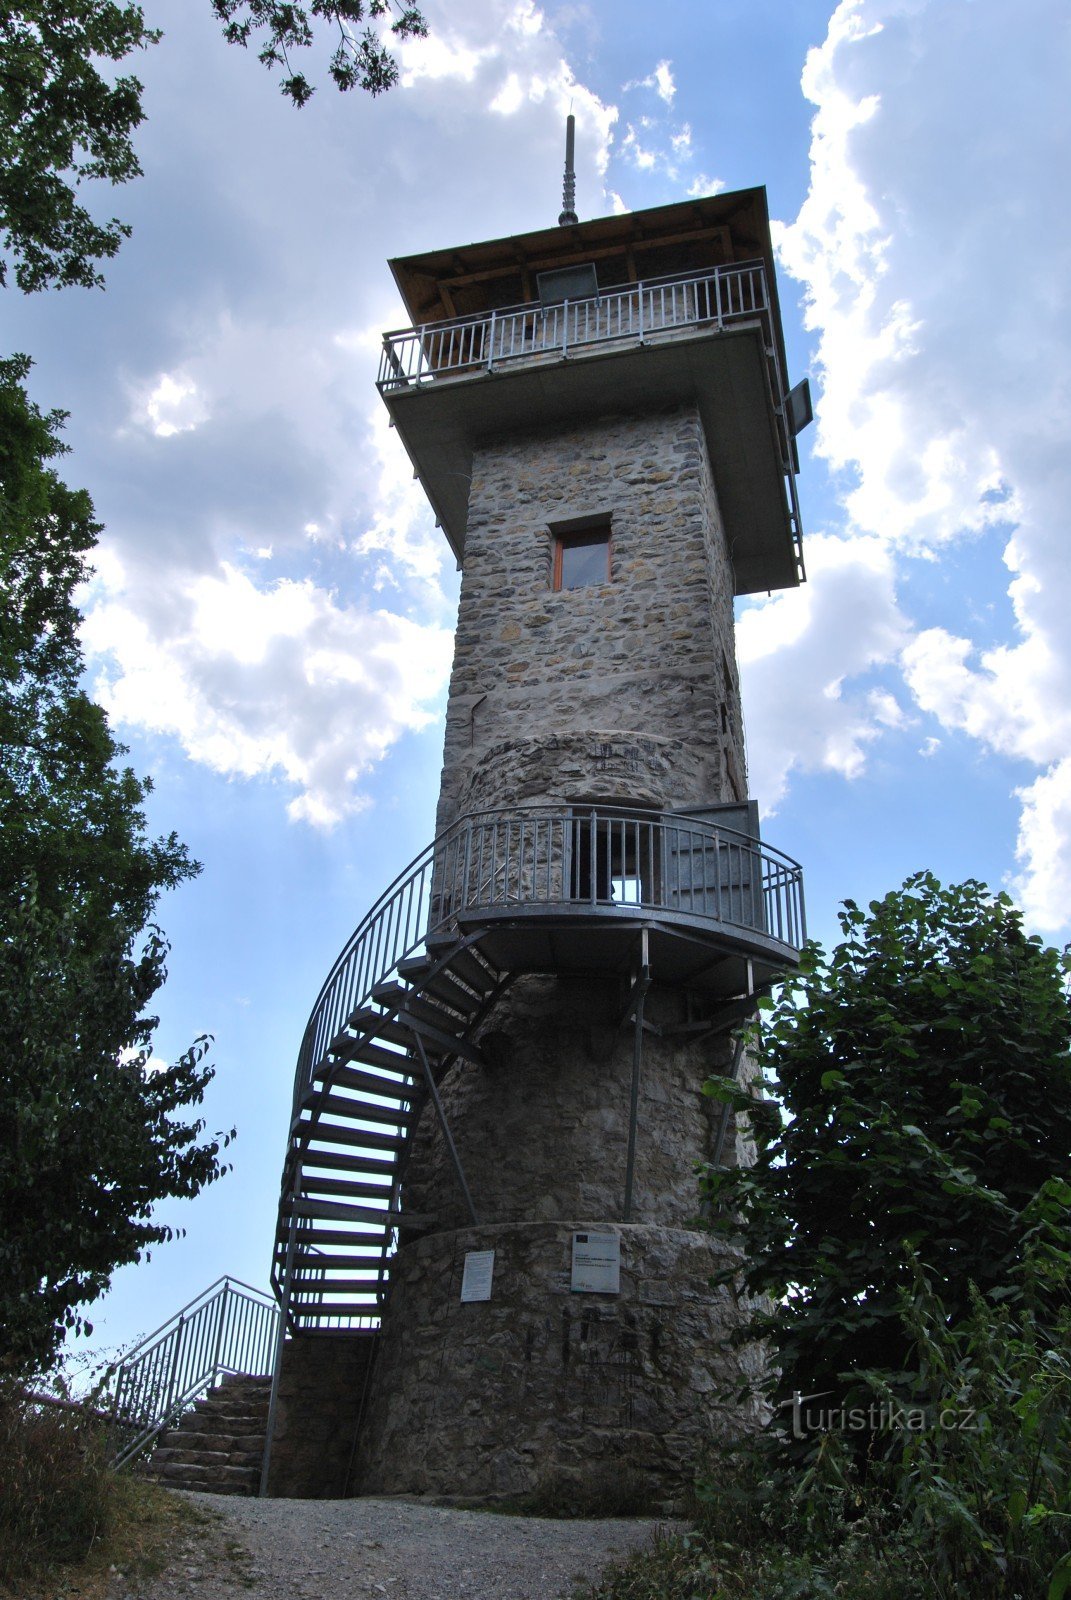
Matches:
[384,320,797,596]
[447,900,797,999]
[378,258,805,595]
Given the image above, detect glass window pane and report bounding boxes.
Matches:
[559,536,608,589]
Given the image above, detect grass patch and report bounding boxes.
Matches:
[0,1382,213,1598]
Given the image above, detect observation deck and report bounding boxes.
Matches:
[378,185,808,596]
[379,264,804,596]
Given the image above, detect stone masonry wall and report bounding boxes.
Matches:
[355,1222,766,1509]
[436,404,745,831]
[351,403,764,1503]
[402,978,745,1236]
[266,1332,375,1498]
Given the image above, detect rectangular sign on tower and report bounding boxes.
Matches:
[571,1232,621,1294]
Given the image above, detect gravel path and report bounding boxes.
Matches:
[110,1495,665,1600]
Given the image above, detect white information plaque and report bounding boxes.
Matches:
[571,1232,620,1294]
[460,1249,495,1303]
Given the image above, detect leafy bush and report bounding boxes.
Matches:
[869,1251,1071,1598]
[702,873,1071,1471]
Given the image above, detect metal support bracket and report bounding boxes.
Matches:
[413,1033,479,1227]
[623,930,650,1223]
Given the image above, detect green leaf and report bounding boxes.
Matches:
[1048,1553,1071,1600]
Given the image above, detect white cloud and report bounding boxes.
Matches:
[621,124,657,171]
[738,533,907,812]
[653,61,675,104]
[82,560,454,828]
[771,0,1071,930]
[399,33,491,85]
[615,110,703,189]
[687,173,725,199]
[1012,762,1071,932]
[351,407,446,587]
[490,71,525,114]
[64,0,626,833]
[623,59,676,105]
[135,372,209,438]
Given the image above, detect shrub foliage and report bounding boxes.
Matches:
[703,871,1071,1442]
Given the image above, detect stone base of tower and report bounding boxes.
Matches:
[352,1221,766,1511]
[265,1330,377,1497]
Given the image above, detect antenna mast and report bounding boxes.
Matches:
[558,114,578,226]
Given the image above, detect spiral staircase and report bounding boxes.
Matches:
[270,802,805,1344]
[273,929,508,1329]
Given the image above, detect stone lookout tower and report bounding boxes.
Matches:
[263,152,809,1503]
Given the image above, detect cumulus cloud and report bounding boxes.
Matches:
[82,559,454,827]
[1013,763,1071,932]
[739,534,907,812]
[66,0,624,828]
[756,0,1071,930]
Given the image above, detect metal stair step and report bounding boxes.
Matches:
[283,1195,433,1228]
[289,1146,397,1177]
[369,980,459,1031]
[311,1059,415,1100]
[394,960,489,1012]
[276,1225,417,1248]
[290,1270,383,1289]
[292,1119,406,1154]
[283,1196,403,1226]
[295,1301,382,1317]
[295,1175,395,1202]
[301,1090,414,1129]
[325,1035,415,1075]
[426,939,500,993]
[280,1222,389,1248]
[344,1011,429,1049]
[286,1254,387,1273]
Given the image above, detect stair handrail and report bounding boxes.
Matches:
[108,1275,278,1468]
[292,803,805,1112]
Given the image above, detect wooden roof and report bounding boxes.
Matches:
[388,186,783,331]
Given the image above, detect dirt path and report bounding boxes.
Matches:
[106,1494,664,1600]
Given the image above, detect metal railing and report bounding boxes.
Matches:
[295,803,804,1102]
[377,261,805,584]
[378,263,771,391]
[109,1276,278,1467]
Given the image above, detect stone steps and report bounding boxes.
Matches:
[144,1374,271,1495]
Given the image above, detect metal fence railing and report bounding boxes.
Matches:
[377,263,771,391]
[109,1276,278,1467]
[293,803,805,1104]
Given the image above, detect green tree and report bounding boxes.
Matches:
[0,356,232,1375]
[1,0,427,292]
[703,872,1071,1455]
[211,0,428,107]
[0,1,156,291]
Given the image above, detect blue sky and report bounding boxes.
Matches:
[6,0,1070,1365]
